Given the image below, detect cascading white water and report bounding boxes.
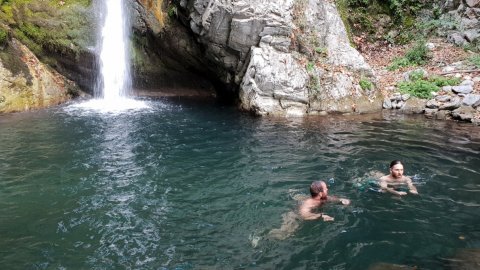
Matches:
[99,0,131,100]
[71,0,148,112]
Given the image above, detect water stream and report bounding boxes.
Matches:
[73,0,147,112]
[98,0,131,100]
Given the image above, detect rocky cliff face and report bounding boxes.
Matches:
[441,0,480,48]
[162,0,381,116]
[0,38,77,113]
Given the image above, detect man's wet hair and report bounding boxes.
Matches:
[310,181,325,197]
[390,160,403,168]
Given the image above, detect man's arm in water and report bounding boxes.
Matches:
[379,177,407,196]
[299,201,334,221]
[406,177,418,194]
[327,196,351,205]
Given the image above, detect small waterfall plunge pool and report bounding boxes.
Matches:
[0,99,479,269]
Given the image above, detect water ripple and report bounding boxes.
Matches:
[1,106,479,269]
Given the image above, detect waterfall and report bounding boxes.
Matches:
[98,0,131,100]
[71,0,148,112]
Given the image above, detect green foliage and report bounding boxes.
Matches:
[0,0,95,60]
[335,0,437,45]
[359,77,373,90]
[418,17,459,36]
[314,47,328,56]
[429,75,461,87]
[167,4,177,17]
[397,73,461,99]
[20,23,46,42]
[388,57,412,70]
[344,0,370,6]
[306,61,315,72]
[308,75,320,96]
[408,70,425,81]
[469,54,480,68]
[405,41,429,64]
[0,28,7,46]
[388,41,429,70]
[397,80,438,99]
[338,0,432,23]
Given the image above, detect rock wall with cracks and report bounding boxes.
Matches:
[173,0,383,116]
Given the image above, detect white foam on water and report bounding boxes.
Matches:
[66,98,150,114]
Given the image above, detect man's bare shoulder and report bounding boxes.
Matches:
[301,198,318,208]
[379,175,390,181]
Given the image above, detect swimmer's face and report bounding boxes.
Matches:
[320,182,328,198]
[390,164,404,179]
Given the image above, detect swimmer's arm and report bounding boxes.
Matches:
[302,213,334,221]
[299,207,334,221]
[328,196,350,205]
[379,180,407,196]
[406,177,418,194]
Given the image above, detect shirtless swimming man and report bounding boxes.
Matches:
[379,160,418,196]
[299,180,350,221]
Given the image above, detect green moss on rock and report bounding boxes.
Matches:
[0,0,95,60]
[0,41,33,84]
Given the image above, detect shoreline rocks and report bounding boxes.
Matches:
[383,74,480,125]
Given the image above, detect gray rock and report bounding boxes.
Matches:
[228,18,265,53]
[473,98,480,108]
[466,0,480,8]
[448,32,467,45]
[260,35,273,44]
[383,98,393,109]
[435,95,452,102]
[391,93,403,101]
[452,85,474,94]
[452,106,477,121]
[400,97,426,114]
[442,66,456,73]
[460,79,475,86]
[465,7,480,19]
[401,94,411,101]
[426,99,440,109]
[442,85,453,92]
[436,110,451,120]
[0,39,74,113]
[464,29,480,42]
[462,94,480,106]
[439,96,462,110]
[443,0,461,11]
[179,0,379,116]
[424,108,439,118]
[461,17,480,29]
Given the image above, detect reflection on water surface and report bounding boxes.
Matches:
[0,100,479,269]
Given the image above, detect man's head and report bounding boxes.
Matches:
[389,160,404,179]
[310,180,328,198]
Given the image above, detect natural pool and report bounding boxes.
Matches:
[0,99,479,269]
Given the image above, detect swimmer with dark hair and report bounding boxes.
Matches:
[379,160,418,196]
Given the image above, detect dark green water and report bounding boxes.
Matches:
[1,99,479,269]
